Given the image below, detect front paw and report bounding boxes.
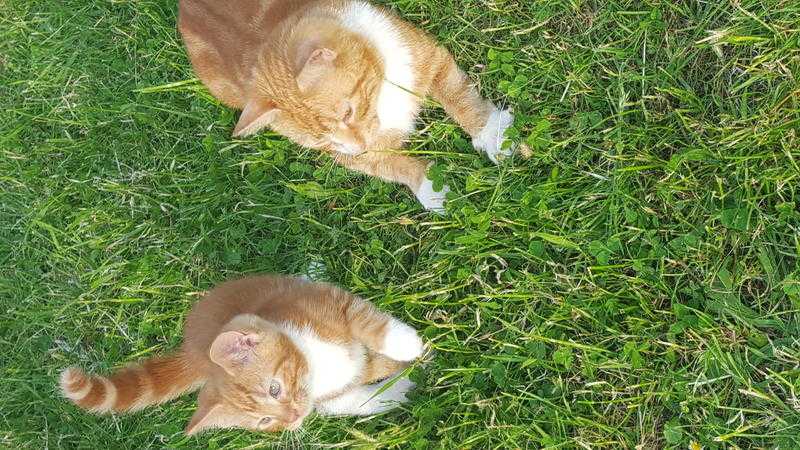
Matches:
[381,318,424,361]
[472,108,515,164]
[416,178,450,213]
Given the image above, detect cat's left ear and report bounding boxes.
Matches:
[296,48,338,91]
[305,48,337,66]
[233,97,279,137]
[209,330,261,375]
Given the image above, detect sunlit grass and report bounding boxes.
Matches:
[1,0,799,448]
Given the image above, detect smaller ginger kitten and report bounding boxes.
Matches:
[179,0,524,212]
[59,275,425,434]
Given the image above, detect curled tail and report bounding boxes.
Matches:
[59,353,203,414]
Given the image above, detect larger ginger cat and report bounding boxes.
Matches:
[178,0,520,211]
[60,275,425,434]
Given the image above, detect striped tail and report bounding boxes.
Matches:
[59,353,203,414]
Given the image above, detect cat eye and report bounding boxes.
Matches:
[258,417,272,428]
[269,380,281,398]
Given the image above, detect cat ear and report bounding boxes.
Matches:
[296,48,337,91]
[209,330,261,375]
[185,402,223,435]
[306,48,337,65]
[185,388,231,435]
[233,98,279,137]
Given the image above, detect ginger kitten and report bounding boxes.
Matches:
[178,0,522,212]
[59,275,425,434]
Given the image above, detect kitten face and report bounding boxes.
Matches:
[301,67,381,155]
[240,29,386,155]
[293,37,383,155]
[186,327,312,435]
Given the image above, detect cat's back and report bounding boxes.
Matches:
[178,0,299,37]
[181,275,306,356]
[178,0,318,106]
[182,275,347,339]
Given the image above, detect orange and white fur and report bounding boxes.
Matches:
[59,275,425,434]
[178,0,520,212]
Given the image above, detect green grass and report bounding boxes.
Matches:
[2,0,799,448]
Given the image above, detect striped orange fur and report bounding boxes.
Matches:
[60,275,424,435]
[178,0,526,211]
[60,353,201,414]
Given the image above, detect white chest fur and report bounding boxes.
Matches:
[280,325,364,399]
[340,1,418,133]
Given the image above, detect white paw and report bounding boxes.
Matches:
[359,377,416,415]
[381,319,424,361]
[472,108,515,164]
[416,178,450,213]
[378,376,416,403]
[316,376,417,416]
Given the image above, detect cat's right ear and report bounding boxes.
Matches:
[186,403,221,435]
[296,47,338,91]
[186,387,232,435]
[233,98,279,137]
[209,330,261,375]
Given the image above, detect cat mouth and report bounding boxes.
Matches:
[285,413,308,431]
[331,141,366,155]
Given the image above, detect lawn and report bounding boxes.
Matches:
[2,0,799,448]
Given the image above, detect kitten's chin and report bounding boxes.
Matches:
[284,412,309,431]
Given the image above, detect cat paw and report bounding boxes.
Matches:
[381,319,424,361]
[379,376,416,403]
[472,108,515,164]
[416,178,450,213]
